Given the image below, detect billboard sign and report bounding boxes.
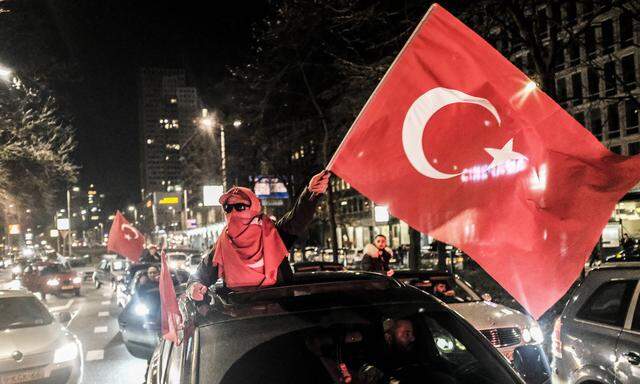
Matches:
[253,176,289,200]
[56,218,70,230]
[203,185,224,207]
[153,192,182,209]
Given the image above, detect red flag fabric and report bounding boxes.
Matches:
[159,244,182,344]
[106,211,145,262]
[328,4,640,318]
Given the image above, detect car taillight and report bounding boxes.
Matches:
[551,317,562,359]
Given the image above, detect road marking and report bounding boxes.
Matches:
[86,350,104,361]
[49,299,75,312]
[67,307,82,327]
[98,311,109,317]
[100,300,110,305]
[94,326,108,334]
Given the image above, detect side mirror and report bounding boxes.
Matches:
[481,293,492,302]
[512,345,551,384]
[55,311,72,323]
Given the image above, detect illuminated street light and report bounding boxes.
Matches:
[233,119,242,128]
[0,66,12,81]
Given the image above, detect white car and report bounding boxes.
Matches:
[394,270,543,360]
[0,290,82,384]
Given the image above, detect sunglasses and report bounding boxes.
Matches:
[223,203,249,213]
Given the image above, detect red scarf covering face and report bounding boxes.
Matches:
[213,187,288,288]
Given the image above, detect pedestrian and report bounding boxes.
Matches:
[361,234,394,276]
[140,245,161,263]
[187,170,330,300]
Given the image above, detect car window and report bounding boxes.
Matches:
[633,293,640,332]
[205,306,515,384]
[576,280,637,327]
[41,264,71,275]
[0,297,54,330]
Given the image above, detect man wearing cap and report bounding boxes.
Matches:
[188,171,330,300]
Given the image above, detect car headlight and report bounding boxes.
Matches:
[12,266,21,274]
[72,277,82,284]
[53,342,78,364]
[529,325,544,343]
[47,279,60,286]
[134,303,150,316]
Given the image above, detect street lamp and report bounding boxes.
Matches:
[0,66,12,81]
[128,205,138,224]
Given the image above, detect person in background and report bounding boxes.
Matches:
[140,245,161,263]
[361,234,394,276]
[432,281,456,301]
[622,233,635,255]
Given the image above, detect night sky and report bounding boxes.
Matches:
[39,1,268,210]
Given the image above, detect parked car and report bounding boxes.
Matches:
[93,255,128,289]
[21,262,82,300]
[0,290,82,383]
[292,261,346,272]
[551,262,640,384]
[393,270,543,361]
[145,272,550,384]
[118,269,189,359]
[115,263,158,308]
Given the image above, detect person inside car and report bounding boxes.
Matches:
[140,245,161,263]
[137,266,160,294]
[432,281,456,301]
[187,171,330,300]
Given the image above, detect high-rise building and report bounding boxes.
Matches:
[138,68,200,195]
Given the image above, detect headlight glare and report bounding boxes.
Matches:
[530,325,544,343]
[53,342,78,363]
[134,303,150,316]
[72,277,82,284]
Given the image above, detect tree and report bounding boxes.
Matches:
[0,75,78,229]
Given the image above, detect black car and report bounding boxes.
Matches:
[145,272,549,384]
[292,261,346,273]
[118,269,190,359]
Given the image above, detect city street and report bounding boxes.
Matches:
[0,268,148,383]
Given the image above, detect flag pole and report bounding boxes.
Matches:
[326,3,440,170]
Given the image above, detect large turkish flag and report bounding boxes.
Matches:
[328,4,640,318]
[107,211,145,262]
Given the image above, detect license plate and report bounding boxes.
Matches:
[62,285,74,289]
[1,368,45,384]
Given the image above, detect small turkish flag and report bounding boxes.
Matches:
[106,211,145,262]
[328,4,640,318]
[159,243,182,344]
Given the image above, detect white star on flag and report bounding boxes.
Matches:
[484,138,528,169]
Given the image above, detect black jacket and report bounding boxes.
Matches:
[361,249,392,273]
[140,250,161,263]
[189,187,322,288]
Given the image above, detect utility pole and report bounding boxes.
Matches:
[66,189,72,257]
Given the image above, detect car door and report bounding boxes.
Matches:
[615,280,640,383]
[563,279,638,381]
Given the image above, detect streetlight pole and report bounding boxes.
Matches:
[66,189,72,256]
[220,124,227,191]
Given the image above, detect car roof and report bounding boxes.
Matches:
[393,269,455,278]
[0,289,36,299]
[197,272,444,326]
[589,261,640,272]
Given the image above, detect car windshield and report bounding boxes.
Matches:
[41,264,71,275]
[400,276,481,304]
[169,254,186,260]
[201,304,515,384]
[0,297,54,330]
